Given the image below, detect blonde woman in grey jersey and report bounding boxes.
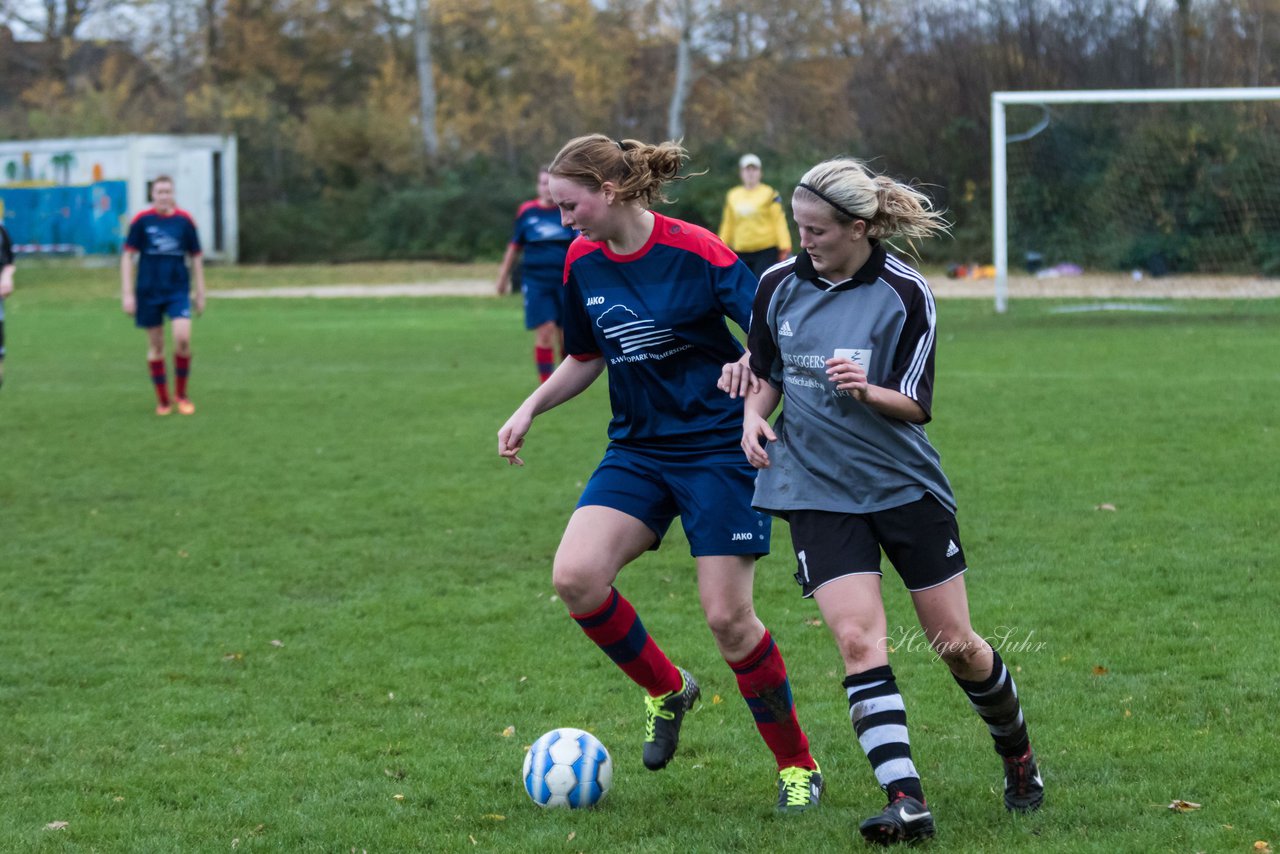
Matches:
[719,158,1043,845]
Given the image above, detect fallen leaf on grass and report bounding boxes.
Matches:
[501,726,515,737]
[567,832,576,842]
[482,814,505,821]
[712,695,723,705]
[232,839,240,849]
[1254,842,1272,854]
[1095,503,1117,511]
[804,618,823,627]
[223,652,244,662]
[44,821,68,831]
[1167,799,1202,812]
[392,794,405,801]
[1091,665,1109,676]
[469,835,477,845]
[269,639,284,648]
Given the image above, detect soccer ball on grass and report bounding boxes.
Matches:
[522,727,613,808]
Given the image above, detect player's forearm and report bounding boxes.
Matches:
[120,254,134,296]
[495,245,519,289]
[744,381,782,421]
[191,257,206,297]
[523,356,605,418]
[863,385,927,423]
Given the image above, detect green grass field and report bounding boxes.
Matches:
[2,262,1277,852]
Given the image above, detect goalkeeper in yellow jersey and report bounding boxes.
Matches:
[718,154,792,280]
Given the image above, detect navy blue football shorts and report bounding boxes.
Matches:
[786,493,967,597]
[522,269,565,330]
[135,291,191,328]
[577,443,771,558]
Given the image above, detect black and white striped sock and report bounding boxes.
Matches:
[953,649,1030,757]
[844,664,925,802]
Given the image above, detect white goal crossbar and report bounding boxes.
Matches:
[991,87,1280,313]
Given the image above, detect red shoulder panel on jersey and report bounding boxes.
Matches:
[129,208,158,225]
[174,208,199,226]
[651,212,739,267]
[563,236,605,283]
[515,199,540,217]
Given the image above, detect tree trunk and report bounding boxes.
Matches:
[413,0,440,161]
[1173,0,1190,86]
[667,0,693,141]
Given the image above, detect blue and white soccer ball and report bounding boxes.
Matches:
[522,727,613,809]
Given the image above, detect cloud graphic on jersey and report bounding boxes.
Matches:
[597,305,639,327]
[596,303,676,354]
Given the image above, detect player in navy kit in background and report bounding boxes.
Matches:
[722,158,1043,844]
[120,176,205,416]
[498,134,823,812]
[494,169,576,383]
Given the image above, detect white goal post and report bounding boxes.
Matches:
[991,87,1280,313]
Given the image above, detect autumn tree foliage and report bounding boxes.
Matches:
[1,0,1276,262]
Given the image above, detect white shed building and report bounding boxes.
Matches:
[0,134,238,262]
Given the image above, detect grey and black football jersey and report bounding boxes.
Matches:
[747,244,956,516]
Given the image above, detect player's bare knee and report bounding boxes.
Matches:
[703,603,755,651]
[932,633,986,671]
[551,559,607,612]
[834,629,883,672]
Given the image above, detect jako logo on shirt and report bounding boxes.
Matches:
[586,296,605,306]
[731,532,754,541]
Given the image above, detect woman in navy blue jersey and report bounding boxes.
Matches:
[728,157,1043,844]
[498,134,823,811]
[120,176,205,416]
[494,168,576,383]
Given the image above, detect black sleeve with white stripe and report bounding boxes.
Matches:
[747,266,784,384]
[881,272,937,422]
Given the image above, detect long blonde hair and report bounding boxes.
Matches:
[795,159,949,244]
[549,134,692,206]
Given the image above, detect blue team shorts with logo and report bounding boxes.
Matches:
[577,442,771,557]
[135,291,191,328]
[521,269,565,330]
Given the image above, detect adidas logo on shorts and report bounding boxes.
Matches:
[945,539,960,558]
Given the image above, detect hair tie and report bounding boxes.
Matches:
[797,182,862,221]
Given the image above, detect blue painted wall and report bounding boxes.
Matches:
[0,181,129,254]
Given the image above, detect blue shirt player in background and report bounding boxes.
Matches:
[120,175,205,416]
[494,168,576,383]
[498,134,823,812]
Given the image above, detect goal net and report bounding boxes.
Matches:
[991,88,1280,311]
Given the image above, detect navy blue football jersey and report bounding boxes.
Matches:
[563,212,757,449]
[510,200,575,277]
[124,208,201,294]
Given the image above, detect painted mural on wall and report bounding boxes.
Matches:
[0,150,127,254]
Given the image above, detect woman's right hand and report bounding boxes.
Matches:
[498,409,533,466]
[741,410,776,469]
